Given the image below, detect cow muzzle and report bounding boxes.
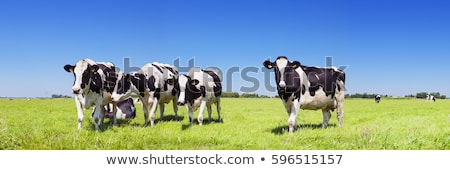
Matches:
[177,101,186,106]
[72,87,81,94]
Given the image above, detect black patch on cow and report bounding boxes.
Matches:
[131,73,146,97]
[301,66,345,98]
[96,64,117,93]
[164,66,178,75]
[147,75,156,91]
[81,66,91,89]
[117,98,136,118]
[185,76,202,105]
[302,84,306,95]
[90,70,102,93]
[152,64,164,74]
[117,74,131,95]
[202,70,222,97]
[154,88,161,99]
[172,78,180,96]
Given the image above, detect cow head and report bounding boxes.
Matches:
[176,74,202,106]
[64,59,100,94]
[263,56,301,93]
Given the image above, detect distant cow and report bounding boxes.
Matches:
[64,59,118,130]
[375,95,381,103]
[263,56,346,134]
[177,67,223,125]
[426,94,436,102]
[111,62,179,126]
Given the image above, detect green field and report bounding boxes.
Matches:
[0,98,448,150]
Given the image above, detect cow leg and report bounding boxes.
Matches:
[216,99,222,122]
[93,99,105,130]
[112,102,118,126]
[288,99,300,134]
[172,98,179,120]
[159,103,165,122]
[337,102,344,127]
[99,105,105,127]
[74,97,84,130]
[187,105,195,125]
[321,109,331,128]
[142,98,150,127]
[207,103,212,123]
[197,100,207,126]
[149,98,159,126]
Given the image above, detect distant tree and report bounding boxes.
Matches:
[440,95,446,99]
[221,92,240,98]
[416,92,428,99]
[240,93,259,98]
[259,95,270,98]
[51,94,71,98]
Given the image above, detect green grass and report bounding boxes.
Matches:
[0,98,448,150]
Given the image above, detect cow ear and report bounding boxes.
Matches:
[292,61,301,69]
[90,65,99,72]
[64,65,75,72]
[190,79,200,86]
[263,60,274,69]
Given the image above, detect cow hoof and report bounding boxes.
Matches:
[218,118,223,123]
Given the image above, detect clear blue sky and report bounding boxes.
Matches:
[1,0,449,97]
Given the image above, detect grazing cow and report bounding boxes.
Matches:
[375,95,381,103]
[102,97,136,119]
[111,62,179,126]
[64,59,118,130]
[426,94,436,102]
[177,67,223,125]
[263,56,346,134]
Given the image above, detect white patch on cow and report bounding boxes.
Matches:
[299,87,334,110]
[177,75,189,105]
[276,58,288,87]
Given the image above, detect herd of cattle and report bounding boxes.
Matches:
[63,56,357,134]
[64,58,223,130]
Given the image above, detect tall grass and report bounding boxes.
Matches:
[0,98,448,150]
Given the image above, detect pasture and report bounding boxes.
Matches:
[0,98,448,150]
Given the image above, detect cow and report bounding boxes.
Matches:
[426,94,436,102]
[103,97,136,119]
[176,67,223,125]
[263,56,346,134]
[64,59,118,130]
[375,95,381,103]
[111,62,179,126]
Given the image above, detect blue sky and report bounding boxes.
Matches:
[0,0,449,97]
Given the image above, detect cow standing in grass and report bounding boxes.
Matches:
[375,95,381,103]
[426,94,436,102]
[111,62,179,126]
[177,67,223,125]
[64,59,118,130]
[263,56,346,134]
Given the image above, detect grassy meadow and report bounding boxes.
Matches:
[0,97,448,150]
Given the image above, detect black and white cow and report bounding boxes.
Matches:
[177,67,223,125]
[111,62,179,126]
[102,97,136,119]
[263,56,346,134]
[426,94,436,102]
[375,95,381,103]
[64,59,118,130]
